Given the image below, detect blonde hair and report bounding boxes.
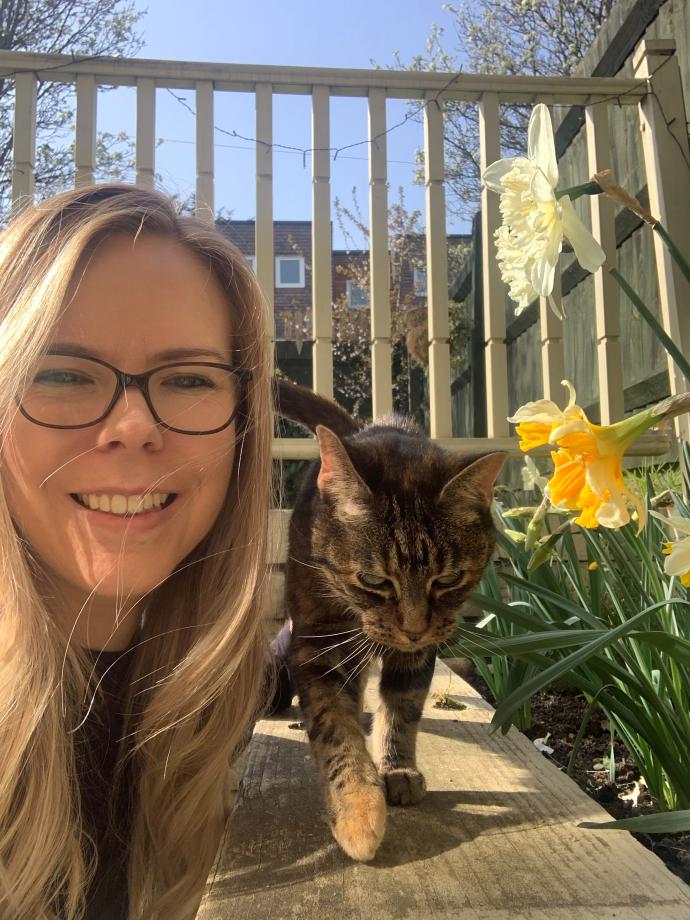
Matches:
[0,185,274,919]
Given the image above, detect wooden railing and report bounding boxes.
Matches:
[2,42,688,457]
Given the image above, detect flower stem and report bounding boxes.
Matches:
[653,223,690,284]
[556,181,602,201]
[608,267,690,383]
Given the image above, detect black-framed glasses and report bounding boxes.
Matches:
[17,352,250,436]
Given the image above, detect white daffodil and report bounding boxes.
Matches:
[651,512,690,587]
[482,104,606,316]
[521,455,548,493]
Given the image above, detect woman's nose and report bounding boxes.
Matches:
[95,387,165,450]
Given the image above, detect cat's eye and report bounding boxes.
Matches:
[433,572,464,588]
[357,572,391,589]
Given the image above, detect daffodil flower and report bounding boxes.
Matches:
[651,512,690,587]
[509,380,658,531]
[482,104,606,316]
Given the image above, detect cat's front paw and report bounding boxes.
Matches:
[381,767,427,805]
[330,784,387,862]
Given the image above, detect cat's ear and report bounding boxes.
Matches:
[439,451,508,507]
[316,425,371,517]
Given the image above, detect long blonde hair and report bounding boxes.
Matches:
[0,185,274,919]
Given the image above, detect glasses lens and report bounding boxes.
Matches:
[20,355,117,427]
[149,364,240,433]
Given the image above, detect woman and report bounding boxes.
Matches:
[0,185,274,919]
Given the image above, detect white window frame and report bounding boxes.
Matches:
[346,279,369,309]
[245,254,256,273]
[413,267,427,297]
[275,256,305,288]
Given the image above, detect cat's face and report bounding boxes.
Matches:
[311,426,506,652]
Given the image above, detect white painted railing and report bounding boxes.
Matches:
[2,45,688,458]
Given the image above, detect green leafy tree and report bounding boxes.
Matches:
[396,0,616,219]
[0,0,145,217]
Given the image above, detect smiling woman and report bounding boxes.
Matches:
[0,186,274,920]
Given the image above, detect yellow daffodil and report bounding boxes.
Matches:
[509,381,658,531]
[482,104,606,316]
[651,512,690,587]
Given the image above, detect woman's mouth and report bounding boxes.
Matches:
[70,492,177,516]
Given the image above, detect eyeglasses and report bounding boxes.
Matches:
[17,352,250,436]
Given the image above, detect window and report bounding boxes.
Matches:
[245,255,256,273]
[346,280,369,308]
[413,267,427,297]
[275,256,305,288]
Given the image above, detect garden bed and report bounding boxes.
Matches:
[460,664,690,888]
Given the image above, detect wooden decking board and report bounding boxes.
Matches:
[197,661,690,919]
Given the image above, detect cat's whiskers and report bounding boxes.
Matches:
[453,623,508,657]
[298,627,361,639]
[337,640,377,695]
[299,633,365,666]
[323,637,371,677]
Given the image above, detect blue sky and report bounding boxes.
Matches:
[95,0,468,246]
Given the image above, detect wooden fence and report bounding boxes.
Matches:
[1,45,687,461]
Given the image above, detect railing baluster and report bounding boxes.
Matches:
[311,85,333,398]
[368,87,391,418]
[633,39,690,441]
[585,101,624,424]
[11,71,37,211]
[478,91,509,436]
[424,91,451,438]
[136,78,156,189]
[195,81,215,223]
[255,83,274,346]
[75,74,97,187]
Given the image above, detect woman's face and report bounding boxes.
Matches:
[2,233,238,644]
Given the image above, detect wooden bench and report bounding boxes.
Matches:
[197,658,690,919]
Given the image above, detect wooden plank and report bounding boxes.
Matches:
[368,87,392,418]
[478,92,509,436]
[255,83,275,335]
[424,92,451,439]
[311,85,333,398]
[197,659,690,919]
[136,77,156,189]
[11,71,37,210]
[633,40,690,442]
[75,74,97,187]
[585,102,624,424]
[195,80,215,222]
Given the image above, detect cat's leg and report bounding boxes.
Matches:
[291,639,386,862]
[372,646,436,806]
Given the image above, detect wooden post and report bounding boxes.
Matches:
[11,71,37,211]
[478,91,509,436]
[368,87,392,418]
[136,78,156,189]
[633,39,690,441]
[195,81,215,223]
[424,92,451,438]
[585,101,624,424]
[75,74,97,187]
[255,83,275,348]
[311,85,333,398]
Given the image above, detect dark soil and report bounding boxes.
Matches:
[461,667,690,888]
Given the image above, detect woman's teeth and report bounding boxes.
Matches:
[73,493,172,515]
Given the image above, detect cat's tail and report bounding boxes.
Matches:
[274,378,363,438]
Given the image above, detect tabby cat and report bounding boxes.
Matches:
[275,379,506,862]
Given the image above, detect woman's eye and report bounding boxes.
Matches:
[357,572,391,589]
[34,370,92,386]
[433,572,464,588]
[164,374,215,390]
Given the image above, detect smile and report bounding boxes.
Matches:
[70,492,177,515]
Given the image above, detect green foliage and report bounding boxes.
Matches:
[0,0,145,218]
[447,452,690,813]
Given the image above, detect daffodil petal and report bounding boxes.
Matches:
[549,419,589,443]
[482,157,525,192]
[531,253,556,298]
[530,167,556,203]
[663,537,690,577]
[507,399,563,424]
[596,496,631,529]
[560,196,606,272]
[528,104,558,188]
[652,512,690,537]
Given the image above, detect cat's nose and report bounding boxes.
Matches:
[401,628,425,642]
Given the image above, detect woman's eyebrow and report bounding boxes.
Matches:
[47,342,230,362]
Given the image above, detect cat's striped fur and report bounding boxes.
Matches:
[275,379,506,861]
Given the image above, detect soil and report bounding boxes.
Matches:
[459,666,690,889]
